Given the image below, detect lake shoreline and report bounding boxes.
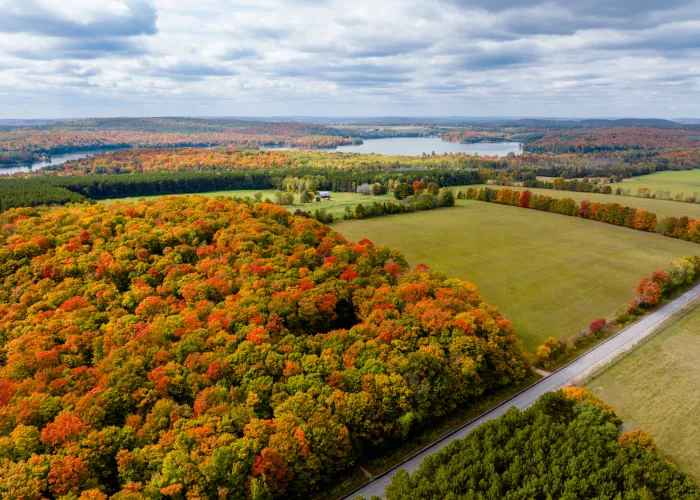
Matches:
[1,138,522,175]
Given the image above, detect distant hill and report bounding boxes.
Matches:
[0,119,70,127]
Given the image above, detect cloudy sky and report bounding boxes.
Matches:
[2,0,700,118]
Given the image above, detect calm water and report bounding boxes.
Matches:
[267,137,522,156]
[0,149,129,175]
[335,137,521,156]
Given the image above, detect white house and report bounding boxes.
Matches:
[318,191,331,199]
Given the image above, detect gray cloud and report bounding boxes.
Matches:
[219,47,259,61]
[10,38,145,60]
[461,50,538,70]
[326,73,413,87]
[139,60,238,81]
[0,0,158,38]
[451,0,693,16]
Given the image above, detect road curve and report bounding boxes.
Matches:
[346,283,700,499]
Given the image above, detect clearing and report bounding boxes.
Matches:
[333,200,699,350]
[99,189,395,219]
[620,170,700,197]
[586,305,700,482]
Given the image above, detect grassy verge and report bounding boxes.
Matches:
[585,304,700,482]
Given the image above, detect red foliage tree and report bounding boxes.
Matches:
[633,277,662,307]
[589,318,606,333]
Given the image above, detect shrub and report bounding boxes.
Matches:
[274,190,295,205]
[536,336,567,369]
[589,318,607,334]
[394,183,413,200]
[356,183,373,195]
[438,188,455,207]
[371,183,387,196]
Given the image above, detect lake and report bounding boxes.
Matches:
[267,137,522,156]
[0,149,128,175]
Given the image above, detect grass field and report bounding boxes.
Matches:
[333,200,699,350]
[621,170,700,197]
[456,184,700,220]
[100,190,395,218]
[586,306,700,482]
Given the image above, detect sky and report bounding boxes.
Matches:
[2,0,700,118]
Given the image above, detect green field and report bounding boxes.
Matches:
[100,189,395,218]
[457,184,700,220]
[621,170,700,197]
[586,306,700,481]
[333,200,699,350]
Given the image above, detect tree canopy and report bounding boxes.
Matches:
[370,389,700,500]
[0,196,528,498]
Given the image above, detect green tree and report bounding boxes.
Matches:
[394,183,413,200]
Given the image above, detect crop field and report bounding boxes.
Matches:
[100,189,395,218]
[458,184,700,220]
[333,200,699,350]
[620,170,700,197]
[586,306,700,481]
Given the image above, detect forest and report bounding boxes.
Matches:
[0,178,90,212]
[0,118,363,165]
[39,148,505,175]
[1,161,483,209]
[0,196,529,499]
[369,388,700,499]
[524,126,700,153]
[35,143,700,189]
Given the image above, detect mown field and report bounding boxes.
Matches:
[333,200,699,350]
[620,170,700,197]
[457,184,700,220]
[586,306,700,481]
[100,189,395,218]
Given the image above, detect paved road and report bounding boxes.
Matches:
[347,284,700,499]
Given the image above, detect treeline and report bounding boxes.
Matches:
[49,169,480,200]
[501,176,700,205]
[370,389,700,500]
[343,188,455,220]
[0,178,89,211]
[0,151,43,165]
[490,148,700,184]
[42,171,278,199]
[1,168,483,209]
[524,126,700,153]
[536,255,700,368]
[45,148,506,175]
[460,187,700,242]
[0,118,364,165]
